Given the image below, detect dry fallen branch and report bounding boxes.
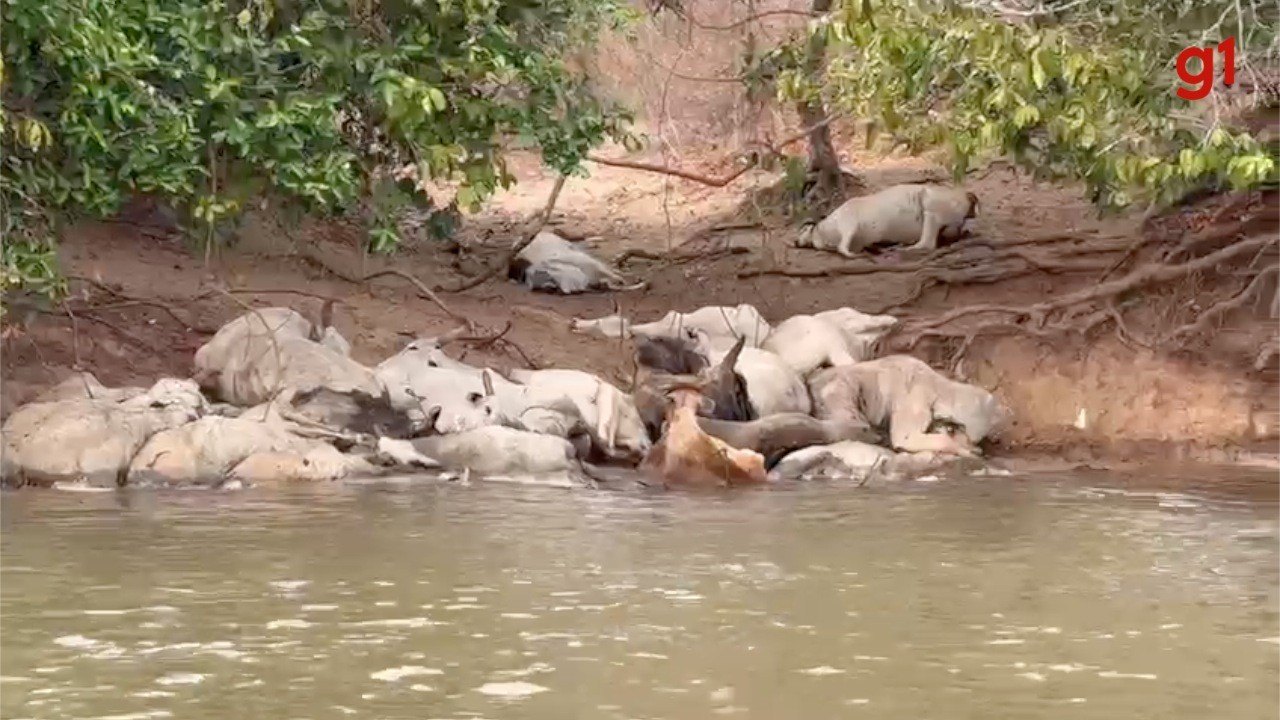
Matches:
[66,275,203,331]
[361,268,468,324]
[614,245,749,267]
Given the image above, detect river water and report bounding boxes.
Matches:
[2,467,1277,720]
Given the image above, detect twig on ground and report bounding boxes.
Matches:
[62,302,82,368]
[78,313,160,353]
[614,246,749,267]
[66,275,202,331]
[361,268,469,324]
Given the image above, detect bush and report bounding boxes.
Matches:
[1,0,640,304]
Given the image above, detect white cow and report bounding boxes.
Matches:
[508,368,651,456]
[570,304,772,351]
[509,231,642,294]
[807,355,1008,456]
[796,183,979,256]
[692,330,811,416]
[762,307,900,376]
[193,307,381,407]
[2,378,207,487]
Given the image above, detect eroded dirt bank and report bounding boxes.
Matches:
[2,149,1277,465]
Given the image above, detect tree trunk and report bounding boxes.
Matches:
[796,0,841,198]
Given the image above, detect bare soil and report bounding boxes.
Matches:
[3,144,1276,466]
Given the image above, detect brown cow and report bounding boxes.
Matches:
[639,383,767,489]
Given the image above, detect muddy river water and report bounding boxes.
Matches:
[1,468,1277,720]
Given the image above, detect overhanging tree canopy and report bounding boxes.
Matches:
[1,0,639,300]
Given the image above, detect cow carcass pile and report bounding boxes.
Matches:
[1,301,1010,490]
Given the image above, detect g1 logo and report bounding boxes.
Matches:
[1176,37,1236,101]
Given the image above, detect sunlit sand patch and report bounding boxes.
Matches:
[475,681,549,698]
[370,666,444,682]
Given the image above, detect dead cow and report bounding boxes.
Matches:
[796,183,979,256]
[761,307,899,376]
[690,330,811,416]
[508,231,642,294]
[1,378,207,487]
[632,334,756,442]
[508,368,651,459]
[807,355,1008,456]
[193,306,382,407]
[696,413,883,469]
[639,383,767,489]
[571,303,772,351]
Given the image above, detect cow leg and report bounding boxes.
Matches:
[906,212,942,252]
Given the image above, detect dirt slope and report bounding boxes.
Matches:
[3,144,1275,465]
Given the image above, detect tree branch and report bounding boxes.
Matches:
[585,113,844,187]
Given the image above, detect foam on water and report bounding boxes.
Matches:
[475,681,549,698]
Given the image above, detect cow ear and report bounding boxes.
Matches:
[481,370,495,397]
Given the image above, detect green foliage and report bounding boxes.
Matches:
[771,0,1278,209]
[1,0,637,302]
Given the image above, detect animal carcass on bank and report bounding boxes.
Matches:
[632,334,756,442]
[571,303,772,350]
[1,378,207,487]
[639,383,767,488]
[796,183,979,256]
[808,355,1008,456]
[508,368,651,458]
[508,231,641,294]
[762,308,900,375]
[193,307,382,407]
[690,330,811,416]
